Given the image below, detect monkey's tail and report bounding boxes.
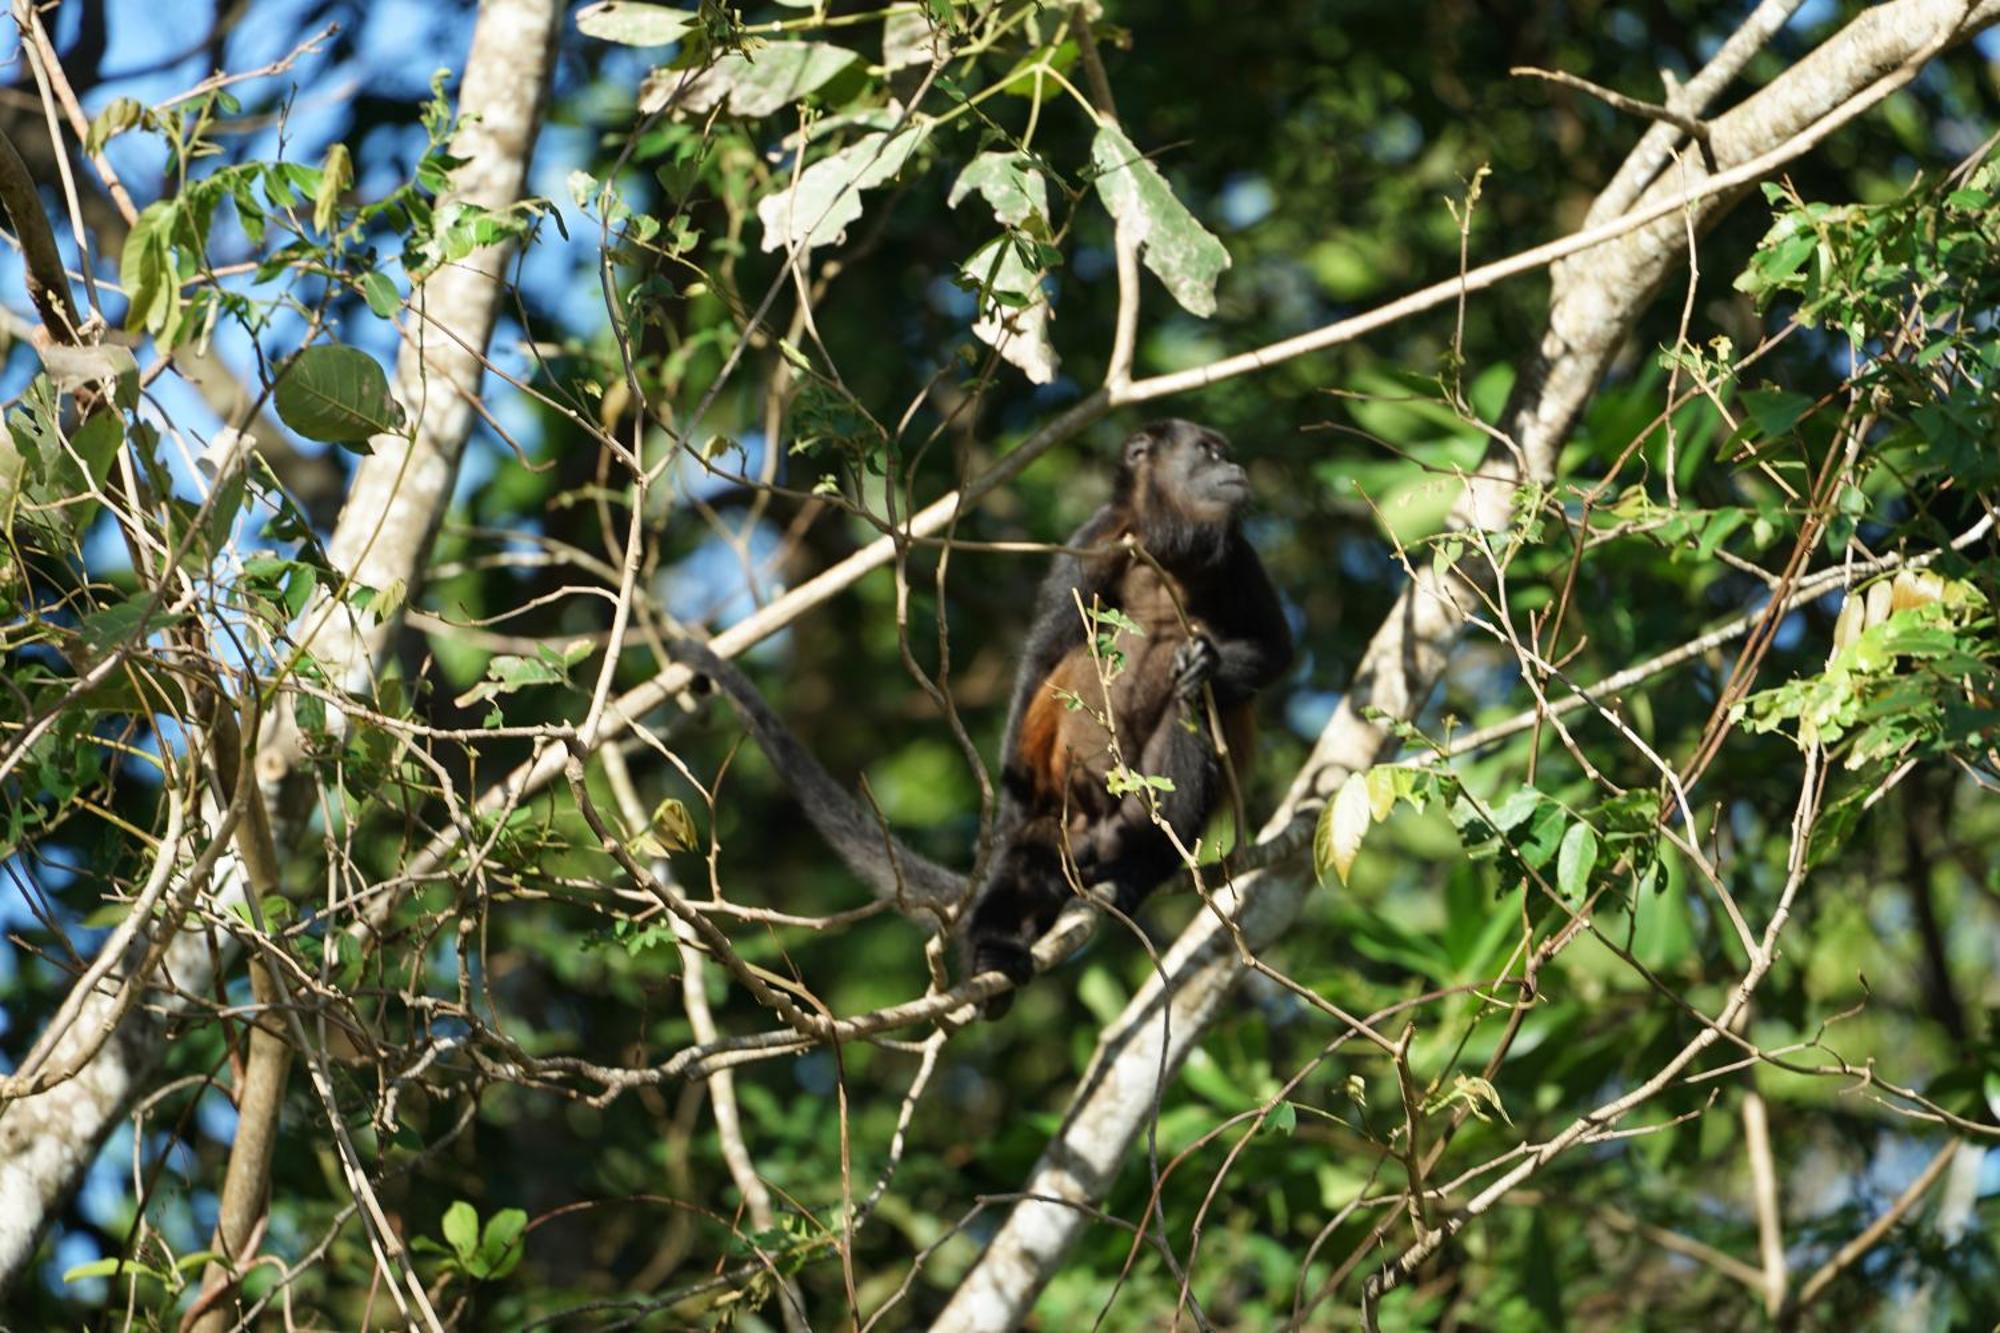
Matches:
[665,637,969,916]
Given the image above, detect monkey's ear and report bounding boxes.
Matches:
[1121,428,1156,467]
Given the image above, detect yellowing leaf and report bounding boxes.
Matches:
[315,142,352,235]
[1364,766,1399,822]
[632,796,698,858]
[1314,771,1372,886]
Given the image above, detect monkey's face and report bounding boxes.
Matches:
[1131,420,1248,525]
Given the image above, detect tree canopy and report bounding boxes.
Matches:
[1,0,1998,1328]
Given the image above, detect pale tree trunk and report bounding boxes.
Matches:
[934,0,2000,1325]
[0,0,563,1289]
[270,0,567,760]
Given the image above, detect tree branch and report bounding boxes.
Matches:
[1785,1138,1961,1318]
[0,124,81,342]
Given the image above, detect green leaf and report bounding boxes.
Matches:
[1090,123,1231,317]
[282,563,318,617]
[1693,507,1747,560]
[442,1201,480,1264]
[1556,821,1598,900]
[1517,800,1568,871]
[1265,1100,1298,1136]
[1105,765,1176,796]
[576,1,697,46]
[80,593,183,655]
[274,344,406,450]
[62,1256,165,1284]
[631,796,698,857]
[1488,787,1544,833]
[85,96,144,156]
[1363,766,1401,821]
[1740,386,1815,439]
[1087,606,1144,636]
[61,410,124,534]
[452,650,579,709]
[476,1208,528,1279]
[360,270,400,319]
[1182,1046,1255,1112]
[118,201,178,336]
[1076,965,1127,1025]
[756,126,928,255]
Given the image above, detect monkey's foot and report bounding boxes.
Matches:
[971,937,1035,1019]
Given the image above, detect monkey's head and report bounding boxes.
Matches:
[1117,419,1249,562]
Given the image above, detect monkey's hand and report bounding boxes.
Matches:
[1171,633,1220,700]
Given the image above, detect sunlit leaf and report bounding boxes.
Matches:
[361,270,400,319]
[949,152,1049,229]
[756,126,927,254]
[647,43,858,119]
[62,1257,165,1284]
[442,1200,480,1264]
[577,1,697,46]
[1090,123,1230,317]
[960,235,1057,383]
[315,141,352,235]
[1315,771,1372,886]
[632,796,698,857]
[1556,821,1597,900]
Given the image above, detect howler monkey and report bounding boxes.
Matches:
[963,419,1292,1011]
[664,419,1289,1015]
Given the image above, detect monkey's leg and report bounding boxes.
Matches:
[964,822,1072,1016]
[1087,710,1220,911]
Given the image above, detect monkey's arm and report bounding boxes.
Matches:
[997,507,1128,749]
[665,637,967,913]
[1202,542,1294,702]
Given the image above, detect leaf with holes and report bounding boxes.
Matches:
[757,126,927,254]
[577,1,697,46]
[1090,123,1230,317]
[959,234,1057,384]
[949,152,1050,231]
[649,42,858,118]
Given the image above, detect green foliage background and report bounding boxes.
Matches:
[2,0,1998,1328]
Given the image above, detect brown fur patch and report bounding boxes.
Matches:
[1016,680,1064,800]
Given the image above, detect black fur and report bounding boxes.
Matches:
[963,420,1292,1014]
